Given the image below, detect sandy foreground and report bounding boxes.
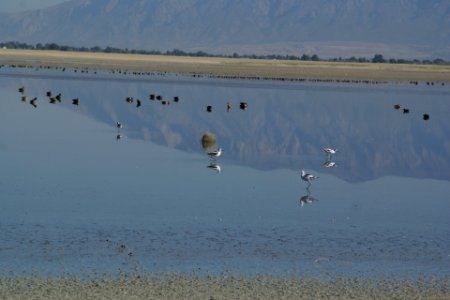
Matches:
[1,49,450,82]
[1,274,448,300]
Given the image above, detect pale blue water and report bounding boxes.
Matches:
[0,67,449,278]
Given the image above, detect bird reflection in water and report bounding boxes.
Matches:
[322,147,338,168]
[323,159,337,168]
[207,162,221,173]
[299,190,318,208]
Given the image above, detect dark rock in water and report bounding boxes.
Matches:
[201,132,216,150]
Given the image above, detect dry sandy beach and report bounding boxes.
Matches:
[1,274,448,300]
[1,49,450,82]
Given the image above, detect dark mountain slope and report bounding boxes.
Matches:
[0,0,449,59]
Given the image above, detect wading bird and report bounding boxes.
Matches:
[300,169,319,188]
[208,148,222,160]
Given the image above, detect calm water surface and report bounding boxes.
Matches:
[0,67,449,278]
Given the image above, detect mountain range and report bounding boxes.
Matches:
[0,0,449,59]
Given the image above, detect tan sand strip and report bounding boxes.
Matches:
[1,274,448,300]
[1,49,450,82]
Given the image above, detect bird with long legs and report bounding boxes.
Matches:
[300,169,319,189]
[207,148,222,161]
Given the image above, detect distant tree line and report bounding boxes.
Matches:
[1,41,448,65]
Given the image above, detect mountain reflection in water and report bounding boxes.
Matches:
[4,69,447,183]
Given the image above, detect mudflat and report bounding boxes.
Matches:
[1,49,449,82]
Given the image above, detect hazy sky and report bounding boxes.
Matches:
[0,0,68,12]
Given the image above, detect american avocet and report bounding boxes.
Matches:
[323,148,338,156]
[300,170,319,187]
[208,148,222,160]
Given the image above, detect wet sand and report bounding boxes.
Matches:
[1,49,450,82]
[1,274,448,300]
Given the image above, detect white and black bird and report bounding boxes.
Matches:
[116,122,123,129]
[323,148,338,156]
[207,148,222,160]
[301,169,319,188]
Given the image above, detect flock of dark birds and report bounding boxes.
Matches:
[16,83,246,170]
[393,103,430,120]
[18,86,80,108]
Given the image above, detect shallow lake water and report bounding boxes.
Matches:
[0,67,449,279]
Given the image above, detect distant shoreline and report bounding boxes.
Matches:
[1,49,450,83]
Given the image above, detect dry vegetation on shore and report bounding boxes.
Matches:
[1,49,450,83]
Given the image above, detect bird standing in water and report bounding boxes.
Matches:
[301,169,319,188]
[208,148,222,160]
[323,148,338,156]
